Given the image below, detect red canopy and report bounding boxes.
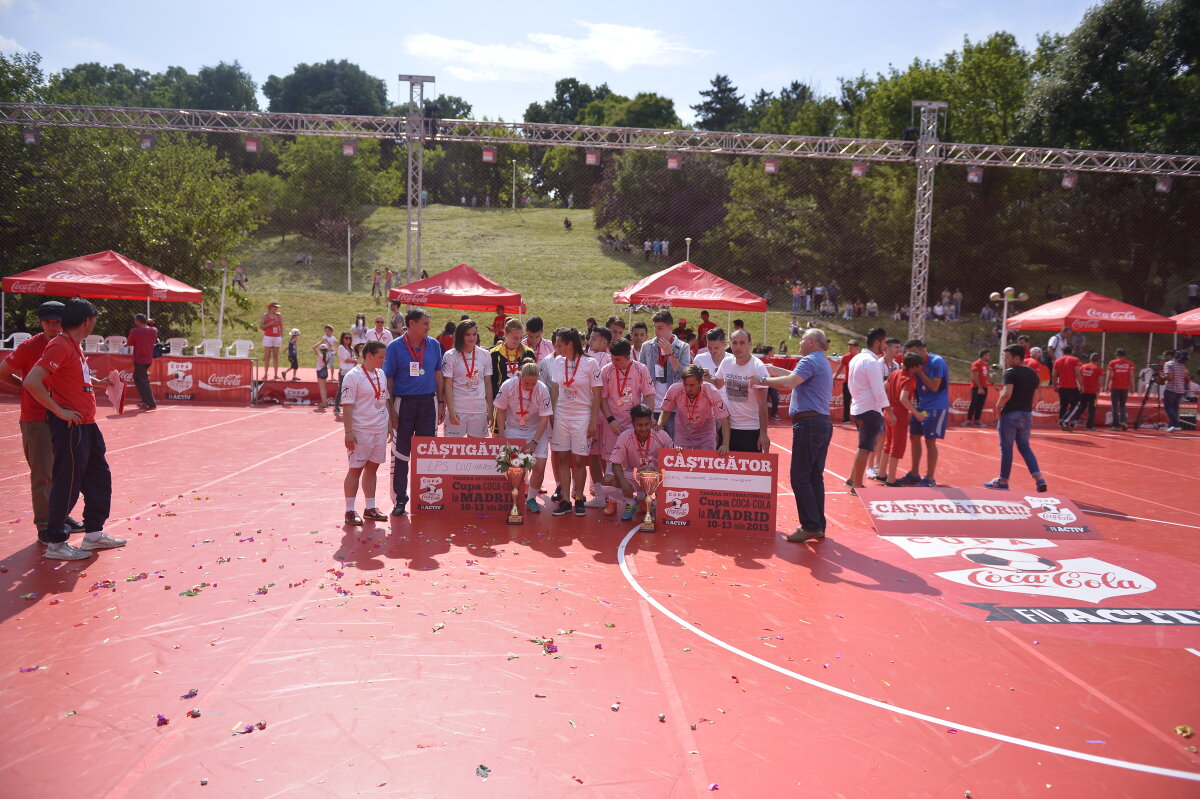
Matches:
[613,261,766,312]
[1171,308,1200,334]
[1005,291,1176,334]
[388,264,525,314]
[1,250,202,302]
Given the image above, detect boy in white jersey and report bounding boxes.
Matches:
[341,341,395,524]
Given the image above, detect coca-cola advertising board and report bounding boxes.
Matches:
[656,449,779,539]
[409,437,525,515]
[81,354,251,404]
[857,487,1100,540]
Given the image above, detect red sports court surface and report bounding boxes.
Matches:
[0,400,1197,797]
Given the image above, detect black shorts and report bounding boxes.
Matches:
[854,410,885,452]
[316,367,329,380]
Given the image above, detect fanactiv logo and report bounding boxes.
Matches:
[664,490,690,519]
[10,281,46,293]
[47,270,118,283]
[937,549,1154,603]
[420,477,443,504]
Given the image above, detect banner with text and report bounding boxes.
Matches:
[80,354,253,405]
[857,487,1100,540]
[409,437,525,515]
[658,449,779,539]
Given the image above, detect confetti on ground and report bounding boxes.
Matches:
[1177,725,1194,738]
[156,714,169,727]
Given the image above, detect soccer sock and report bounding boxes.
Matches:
[365,498,376,509]
[345,498,356,512]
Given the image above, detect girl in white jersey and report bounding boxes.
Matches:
[442,319,493,437]
[549,328,603,517]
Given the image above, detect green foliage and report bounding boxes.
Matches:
[578,92,680,129]
[194,61,259,111]
[692,74,746,132]
[0,51,45,103]
[263,59,387,115]
[592,149,729,245]
[524,78,611,124]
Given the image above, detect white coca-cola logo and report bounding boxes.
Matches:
[200,374,245,390]
[937,555,1153,603]
[151,288,168,299]
[167,373,193,394]
[1035,401,1059,413]
[663,285,726,299]
[1071,319,1100,330]
[10,281,46,293]
[1086,308,1136,320]
[117,369,134,382]
[47,270,118,283]
[952,398,970,410]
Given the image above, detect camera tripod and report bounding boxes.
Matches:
[1131,374,1163,430]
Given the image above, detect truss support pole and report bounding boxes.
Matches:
[907,101,946,343]
[400,75,434,289]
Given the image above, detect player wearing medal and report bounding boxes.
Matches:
[659,364,731,452]
[341,341,395,524]
[382,308,445,516]
[605,404,674,522]
[638,310,691,438]
[494,362,554,513]
[582,326,614,510]
[597,340,655,516]
[490,319,535,398]
[522,316,555,363]
[549,328,603,517]
[442,319,494,438]
[714,329,771,453]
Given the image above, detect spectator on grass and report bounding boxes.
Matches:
[778,340,789,355]
[952,288,964,319]
[389,301,405,338]
[233,264,248,291]
[371,269,382,300]
[792,281,802,314]
[866,300,878,317]
[643,240,652,261]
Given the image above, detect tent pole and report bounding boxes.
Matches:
[146,297,150,318]
[1101,331,1106,363]
[1,292,5,340]
[763,311,767,349]
[201,297,206,340]
[1147,333,1153,367]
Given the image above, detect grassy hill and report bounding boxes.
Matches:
[207,204,1152,381]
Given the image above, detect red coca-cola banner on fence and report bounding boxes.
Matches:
[80,354,252,404]
[657,449,779,539]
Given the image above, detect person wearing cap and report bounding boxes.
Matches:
[127,313,158,409]
[0,301,86,545]
[260,301,283,380]
[281,328,301,381]
[22,298,127,560]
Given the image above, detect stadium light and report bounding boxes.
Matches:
[988,286,1029,350]
[342,139,358,157]
[139,133,156,150]
[22,127,40,145]
[482,146,497,163]
[1155,176,1172,193]
[1061,171,1077,190]
[667,154,682,170]
[245,136,260,153]
[585,149,600,166]
[764,158,780,175]
[967,166,983,184]
[851,161,868,178]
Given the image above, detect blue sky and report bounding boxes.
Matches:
[2,0,1097,123]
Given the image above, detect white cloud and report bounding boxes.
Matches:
[405,21,709,83]
[0,34,26,53]
[0,0,16,10]
[67,37,111,53]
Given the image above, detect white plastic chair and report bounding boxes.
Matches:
[1,332,32,350]
[192,338,223,357]
[225,339,254,358]
[104,335,127,354]
[166,337,189,357]
[82,334,105,353]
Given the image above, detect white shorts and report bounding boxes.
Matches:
[444,411,489,438]
[505,425,549,459]
[347,430,387,468]
[551,415,592,456]
[262,336,282,348]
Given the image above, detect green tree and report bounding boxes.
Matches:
[263,59,388,115]
[691,74,746,131]
[524,78,610,124]
[579,92,680,128]
[0,51,45,103]
[194,61,259,111]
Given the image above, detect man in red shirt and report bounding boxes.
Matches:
[0,301,85,544]
[696,310,715,343]
[23,299,126,560]
[1052,345,1082,430]
[832,340,859,423]
[1106,348,1136,430]
[127,313,158,409]
[489,305,508,345]
[966,349,991,426]
[1078,352,1103,430]
[880,352,923,485]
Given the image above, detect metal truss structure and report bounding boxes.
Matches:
[3,100,1198,316]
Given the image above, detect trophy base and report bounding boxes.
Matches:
[638,522,655,533]
[507,513,524,526]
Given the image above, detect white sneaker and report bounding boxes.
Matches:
[79,532,127,551]
[1166,426,1181,432]
[865,467,878,479]
[583,495,608,509]
[44,541,91,560]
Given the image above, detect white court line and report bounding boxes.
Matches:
[616,526,1200,783]
[1081,509,1200,531]
[1187,649,1200,659]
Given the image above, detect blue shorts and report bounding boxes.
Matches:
[854,410,885,452]
[909,408,948,439]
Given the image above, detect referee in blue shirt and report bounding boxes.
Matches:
[382,309,444,515]
[760,328,834,542]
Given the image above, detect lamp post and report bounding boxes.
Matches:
[685,237,692,261]
[989,286,1028,351]
[512,159,517,210]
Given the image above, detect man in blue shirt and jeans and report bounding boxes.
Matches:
[761,327,834,542]
[382,309,444,516]
[901,339,949,486]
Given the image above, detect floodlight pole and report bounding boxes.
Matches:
[907,100,946,342]
[400,74,435,287]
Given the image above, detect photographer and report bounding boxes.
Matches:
[1162,350,1190,432]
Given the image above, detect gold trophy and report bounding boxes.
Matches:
[506,466,528,525]
[634,468,663,533]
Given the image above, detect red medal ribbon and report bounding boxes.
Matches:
[635,432,653,468]
[464,347,478,379]
[516,382,533,419]
[684,388,702,424]
[403,334,425,366]
[614,364,631,403]
[563,356,580,387]
[657,342,670,368]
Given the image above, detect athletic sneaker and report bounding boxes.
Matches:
[583,495,607,509]
[573,498,586,516]
[843,478,853,487]
[865,467,878,479]
[915,477,937,487]
[603,499,617,516]
[390,501,407,516]
[65,516,85,533]
[79,532,127,550]
[44,541,91,560]
[884,481,904,487]
[871,472,888,483]
[345,511,364,526]
[982,478,1009,490]
[363,508,388,522]
[898,472,921,486]
[620,503,637,521]
[551,486,563,503]
[526,498,541,514]
[552,500,572,516]
[1035,478,1048,493]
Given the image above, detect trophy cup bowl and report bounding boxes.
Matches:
[634,468,663,532]
[506,465,527,525]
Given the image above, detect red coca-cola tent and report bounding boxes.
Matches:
[1171,308,1200,335]
[613,261,767,312]
[1004,291,1176,334]
[388,264,525,314]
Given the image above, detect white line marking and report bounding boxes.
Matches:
[616,526,1200,783]
[1187,649,1200,659]
[1081,509,1200,530]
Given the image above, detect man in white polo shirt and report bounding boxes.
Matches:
[714,329,770,453]
[847,327,893,491]
[341,340,395,524]
[366,315,394,345]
